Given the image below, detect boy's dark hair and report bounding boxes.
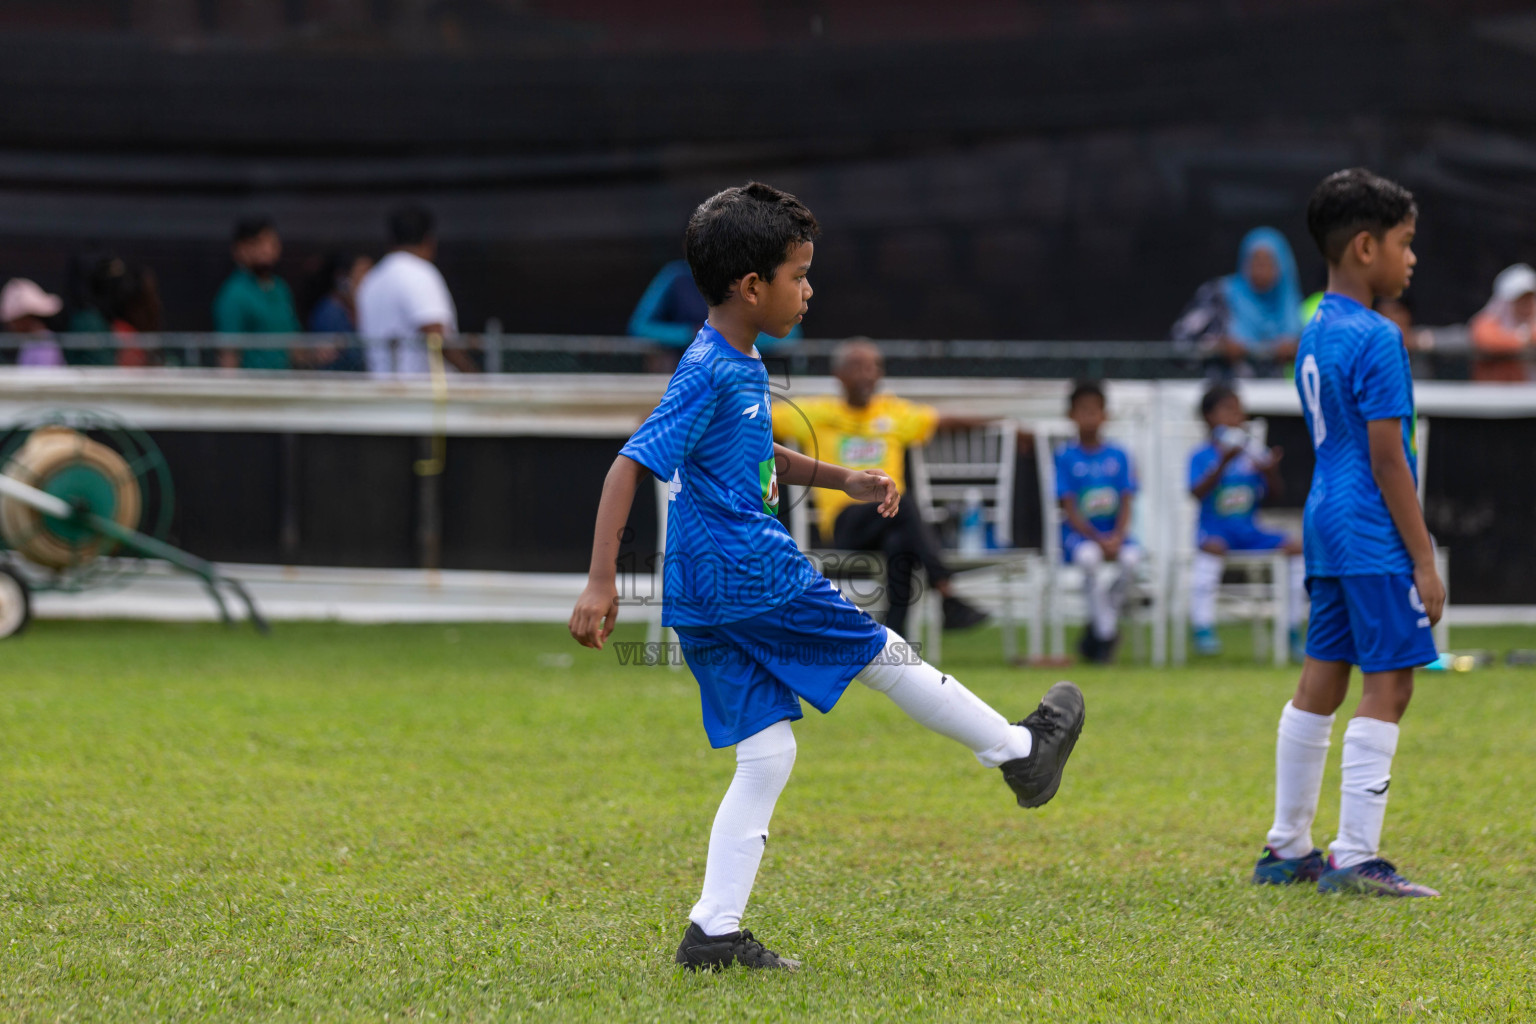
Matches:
[232,215,275,244]
[685,182,820,306]
[389,204,436,247]
[1200,384,1238,422]
[1306,168,1417,264]
[1068,379,1105,410]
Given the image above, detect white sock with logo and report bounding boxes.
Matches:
[857,629,1032,767]
[1265,701,1335,860]
[689,719,796,936]
[1330,716,1399,870]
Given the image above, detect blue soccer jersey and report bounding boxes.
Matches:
[1055,441,1137,550]
[1296,292,1416,577]
[620,324,819,627]
[1189,442,1267,534]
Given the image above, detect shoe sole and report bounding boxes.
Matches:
[1017,687,1086,809]
[1317,875,1438,898]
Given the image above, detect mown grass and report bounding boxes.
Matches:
[1,620,1533,1022]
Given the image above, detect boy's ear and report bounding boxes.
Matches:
[1350,229,1377,266]
[736,271,762,307]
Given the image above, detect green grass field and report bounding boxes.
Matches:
[2,620,1533,1022]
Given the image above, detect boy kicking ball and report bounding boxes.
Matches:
[569,182,1086,970]
[1252,168,1445,897]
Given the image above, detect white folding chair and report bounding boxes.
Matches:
[780,446,943,660]
[1033,418,1167,665]
[908,419,1045,664]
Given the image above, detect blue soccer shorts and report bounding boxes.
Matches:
[1305,574,1438,673]
[1198,520,1288,552]
[674,576,890,748]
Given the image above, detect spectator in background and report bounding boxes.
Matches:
[301,252,373,372]
[108,263,164,367]
[63,252,120,365]
[1,278,65,367]
[1173,227,1304,379]
[357,205,475,375]
[770,339,989,637]
[1469,263,1536,383]
[629,258,799,367]
[1374,293,1434,363]
[214,216,301,371]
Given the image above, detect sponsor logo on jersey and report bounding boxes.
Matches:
[839,436,887,467]
[1079,485,1120,519]
[1215,484,1257,517]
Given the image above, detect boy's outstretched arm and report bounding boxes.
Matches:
[1368,418,1445,625]
[773,443,899,516]
[569,455,645,649]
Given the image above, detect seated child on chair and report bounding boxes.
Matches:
[1187,384,1305,658]
[1055,380,1141,664]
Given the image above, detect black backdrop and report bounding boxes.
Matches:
[3,2,1536,340]
[152,417,1536,604]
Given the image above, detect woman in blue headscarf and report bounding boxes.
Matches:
[1172,227,1304,379]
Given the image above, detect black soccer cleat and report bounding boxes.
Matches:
[1000,680,1086,808]
[674,922,802,972]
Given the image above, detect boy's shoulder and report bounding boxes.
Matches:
[1309,294,1397,349]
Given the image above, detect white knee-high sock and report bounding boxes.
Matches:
[1331,716,1399,869]
[1265,701,1335,860]
[858,629,1032,767]
[1072,541,1117,641]
[1190,551,1223,630]
[1107,545,1141,627]
[689,719,796,936]
[1288,556,1306,628]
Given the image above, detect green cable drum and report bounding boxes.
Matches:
[0,409,174,592]
[0,426,141,569]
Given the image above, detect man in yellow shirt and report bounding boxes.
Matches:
[772,339,989,636]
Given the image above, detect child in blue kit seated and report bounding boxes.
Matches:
[1188,384,1306,659]
[1055,381,1141,664]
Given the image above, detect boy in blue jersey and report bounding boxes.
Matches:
[1187,384,1306,659]
[568,183,1087,970]
[1250,169,1445,897]
[1055,381,1141,664]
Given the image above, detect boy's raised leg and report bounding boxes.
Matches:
[676,719,802,971]
[856,629,1085,808]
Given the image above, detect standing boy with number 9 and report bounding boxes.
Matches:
[1250,168,1446,896]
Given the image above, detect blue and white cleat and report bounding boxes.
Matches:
[1251,846,1327,885]
[1317,856,1440,897]
[1193,627,1222,656]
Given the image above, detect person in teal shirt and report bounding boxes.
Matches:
[213,216,301,370]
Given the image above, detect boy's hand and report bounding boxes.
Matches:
[1414,561,1446,627]
[569,580,620,649]
[844,469,900,517]
[1100,533,1124,560]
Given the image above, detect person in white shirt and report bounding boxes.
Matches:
[356,204,475,375]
